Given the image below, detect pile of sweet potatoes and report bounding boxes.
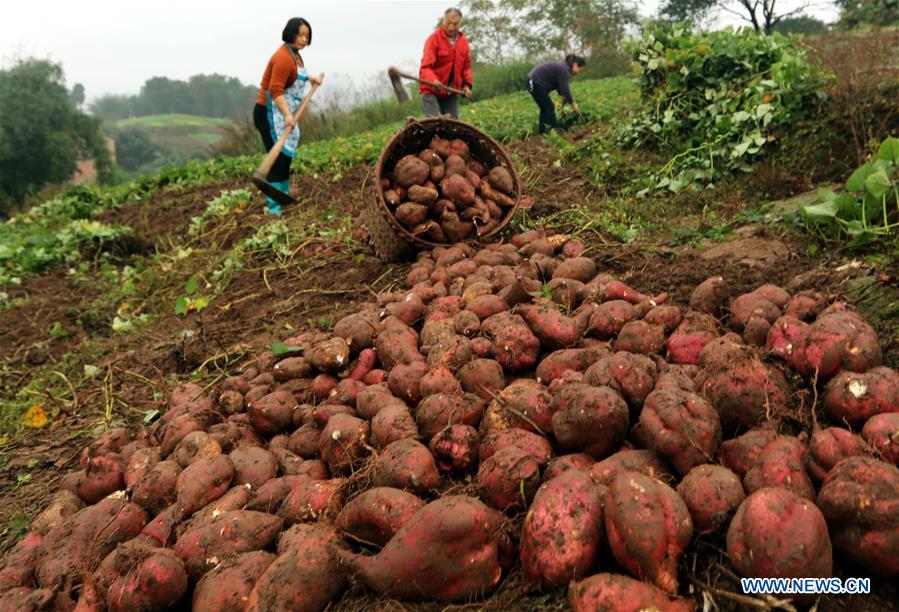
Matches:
[2,228,897,611]
[380,134,516,242]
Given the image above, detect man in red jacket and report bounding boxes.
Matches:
[419,7,473,119]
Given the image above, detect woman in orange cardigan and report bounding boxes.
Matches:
[253,17,323,215]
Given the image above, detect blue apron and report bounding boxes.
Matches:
[266,45,308,158]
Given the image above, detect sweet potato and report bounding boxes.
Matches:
[742,315,772,346]
[375,325,424,371]
[552,384,629,458]
[247,390,296,437]
[587,300,638,339]
[742,436,815,500]
[481,311,541,373]
[676,465,745,533]
[131,459,182,515]
[716,429,779,478]
[0,531,42,591]
[333,309,380,353]
[544,453,594,480]
[479,427,553,465]
[337,496,504,601]
[584,352,658,409]
[547,277,585,310]
[605,471,692,594]
[320,414,371,474]
[784,291,826,321]
[387,361,429,405]
[170,431,220,469]
[336,488,425,547]
[373,438,441,494]
[65,455,124,505]
[518,300,581,349]
[862,412,899,465]
[28,490,84,536]
[729,292,781,332]
[465,294,510,320]
[535,347,606,386]
[823,366,899,425]
[443,153,465,178]
[419,366,462,397]
[106,546,188,612]
[192,550,275,612]
[505,382,556,435]
[791,305,882,379]
[521,469,603,587]
[727,487,832,598]
[764,314,808,363]
[285,424,320,459]
[311,374,339,400]
[395,155,429,188]
[371,403,419,448]
[174,510,283,579]
[666,311,718,365]
[416,392,486,439]
[477,445,543,511]
[642,305,683,333]
[699,351,790,432]
[229,446,278,489]
[36,498,147,590]
[245,476,302,513]
[277,478,345,525]
[457,358,506,400]
[487,166,513,195]
[589,449,674,486]
[807,427,868,482]
[614,320,666,355]
[639,387,721,475]
[307,337,352,374]
[271,356,311,382]
[817,456,899,576]
[175,454,234,516]
[245,524,346,612]
[408,184,439,205]
[569,573,694,612]
[429,425,481,473]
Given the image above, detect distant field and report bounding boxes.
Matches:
[112,114,235,157]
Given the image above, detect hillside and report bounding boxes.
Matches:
[1,74,897,610]
[110,113,234,164]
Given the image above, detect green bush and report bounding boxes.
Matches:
[621,25,823,192]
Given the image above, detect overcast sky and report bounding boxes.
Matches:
[2,0,838,108]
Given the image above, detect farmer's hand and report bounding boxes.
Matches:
[284,114,297,130]
[462,85,472,98]
[309,73,325,86]
[571,101,581,114]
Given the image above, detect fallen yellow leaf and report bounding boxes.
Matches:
[23,404,49,428]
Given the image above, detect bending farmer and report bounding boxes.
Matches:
[527,55,585,134]
[419,7,472,119]
[253,17,323,215]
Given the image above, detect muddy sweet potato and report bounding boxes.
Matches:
[247,390,296,437]
[676,465,745,533]
[791,305,882,379]
[395,155,429,188]
[552,384,629,458]
[429,425,481,473]
[587,300,638,340]
[807,427,869,482]
[505,382,556,435]
[614,320,666,355]
[320,414,371,474]
[333,309,380,353]
[375,325,424,371]
[0,532,42,591]
[106,546,188,612]
[521,469,603,587]
[36,498,147,590]
[373,439,441,494]
[765,314,808,362]
[716,429,779,478]
[278,478,345,525]
[419,366,462,397]
[639,387,721,475]
[170,431,221,469]
[370,403,419,449]
[727,487,832,596]
[584,352,658,409]
[569,573,694,612]
[742,436,815,500]
[535,347,606,385]
[518,300,582,350]
[175,454,234,516]
[336,487,425,547]
[604,471,692,594]
[192,550,275,612]
[817,456,899,576]
[66,455,125,504]
[416,392,486,439]
[544,453,594,480]
[481,312,541,373]
[666,311,718,365]
[307,337,352,374]
[28,490,84,536]
[457,358,506,400]
[387,361,429,405]
[862,412,899,466]
[174,510,283,579]
[823,366,899,425]
[477,445,543,511]
[729,291,782,332]
[131,459,182,515]
[337,496,505,601]
[229,446,278,489]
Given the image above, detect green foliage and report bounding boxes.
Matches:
[836,0,899,29]
[90,74,256,122]
[797,136,899,248]
[620,26,823,193]
[114,127,168,172]
[772,16,827,34]
[0,58,112,211]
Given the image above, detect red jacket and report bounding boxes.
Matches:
[419,28,472,97]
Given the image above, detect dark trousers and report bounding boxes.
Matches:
[422,93,460,119]
[253,103,292,182]
[527,80,557,133]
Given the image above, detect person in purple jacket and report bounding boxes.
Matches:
[526,55,586,134]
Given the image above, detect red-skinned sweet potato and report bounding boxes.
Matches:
[584,352,658,409]
[247,390,296,437]
[817,456,899,576]
[587,300,637,340]
[676,464,745,533]
[106,546,188,612]
[824,367,899,425]
[477,445,543,511]
[521,469,603,587]
[479,427,553,465]
[590,449,675,486]
[481,311,541,373]
[336,487,425,547]
[0,531,42,591]
[278,478,345,525]
[742,436,815,500]
[131,459,182,515]
[175,454,234,517]
[429,425,480,473]
[319,414,371,474]
[171,431,221,468]
[419,366,462,397]
[569,573,694,612]
[639,387,721,475]
[552,384,629,458]
[666,311,718,365]
[862,412,899,466]
[544,453,594,480]
[192,550,275,612]
[375,325,424,371]
[614,320,666,354]
[416,392,486,439]
[229,446,278,489]
[791,305,882,379]
[806,428,867,484]
[337,496,505,601]
[518,300,581,350]
[373,438,440,494]
[28,490,84,536]
[371,404,419,448]
[716,429,779,477]
[387,361,429,405]
[727,487,832,601]
[605,471,692,594]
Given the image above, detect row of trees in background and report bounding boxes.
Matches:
[0,59,111,214]
[90,74,257,122]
